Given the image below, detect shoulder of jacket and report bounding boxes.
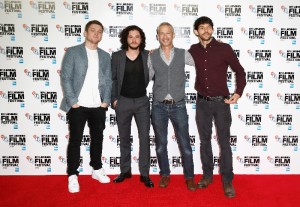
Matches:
[152,48,160,53]
[112,49,125,56]
[65,44,80,52]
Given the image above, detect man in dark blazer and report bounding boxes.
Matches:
[60,20,112,193]
[111,25,153,188]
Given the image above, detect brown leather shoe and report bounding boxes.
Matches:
[197,176,213,188]
[223,182,236,198]
[186,178,197,191]
[159,176,170,188]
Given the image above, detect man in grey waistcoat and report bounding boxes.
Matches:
[148,22,197,191]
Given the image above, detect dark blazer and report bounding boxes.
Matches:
[111,49,149,109]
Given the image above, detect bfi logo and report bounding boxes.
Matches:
[72,2,88,14]
[4,1,22,13]
[149,4,166,15]
[6,47,23,58]
[0,24,15,35]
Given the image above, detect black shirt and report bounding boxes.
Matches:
[120,53,146,98]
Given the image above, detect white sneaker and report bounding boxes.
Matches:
[68,175,80,193]
[92,168,110,183]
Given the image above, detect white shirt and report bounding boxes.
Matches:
[78,47,101,107]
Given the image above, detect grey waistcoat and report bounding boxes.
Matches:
[151,48,186,102]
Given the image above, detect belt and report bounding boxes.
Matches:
[161,99,176,104]
[198,94,228,102]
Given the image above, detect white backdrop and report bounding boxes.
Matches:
[0,0,299,175]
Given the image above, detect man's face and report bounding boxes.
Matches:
[157,25,174,47]
[194,23,213,41]
[127,30,141,50]
[84,24,103,45]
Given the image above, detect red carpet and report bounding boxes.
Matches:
[0,175,299,207]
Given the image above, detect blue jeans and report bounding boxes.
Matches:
[151,100,194,179]
[196,98,233,182]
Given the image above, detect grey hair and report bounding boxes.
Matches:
[156,22,174,34]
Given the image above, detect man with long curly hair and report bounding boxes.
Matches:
[111,25,154,188]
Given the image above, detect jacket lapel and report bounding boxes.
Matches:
[97,48,103,75]
[141,51,149,85]
[79,44,88,70]
[119,50,127,87]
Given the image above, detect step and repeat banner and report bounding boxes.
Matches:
[1,0,299,175]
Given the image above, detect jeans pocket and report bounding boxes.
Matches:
[175,101,186,108]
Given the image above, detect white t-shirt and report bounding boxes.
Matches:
[77,47,101,107]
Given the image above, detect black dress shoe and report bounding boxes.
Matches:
[140,176,154,188]
[113,172,132,183]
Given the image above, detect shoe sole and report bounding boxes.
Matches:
[92,174,110,183]
[159,182,169,188]
[68,188,79,193]
[225,194,236,198]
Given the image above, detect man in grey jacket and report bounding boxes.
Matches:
[60,20,112,193]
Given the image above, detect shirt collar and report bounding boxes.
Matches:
[199,37,218,48]
[159,46,175,54]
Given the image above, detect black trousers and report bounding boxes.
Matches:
[66,106,106,176]
[196,98,233,182]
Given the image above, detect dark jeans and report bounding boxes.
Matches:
[115,95,150,176]
[196,98,233,182]
[151,100,194,179]
[66,106,106,176]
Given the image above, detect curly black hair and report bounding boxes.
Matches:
[119,25,146,51]
[193,16,214,30]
